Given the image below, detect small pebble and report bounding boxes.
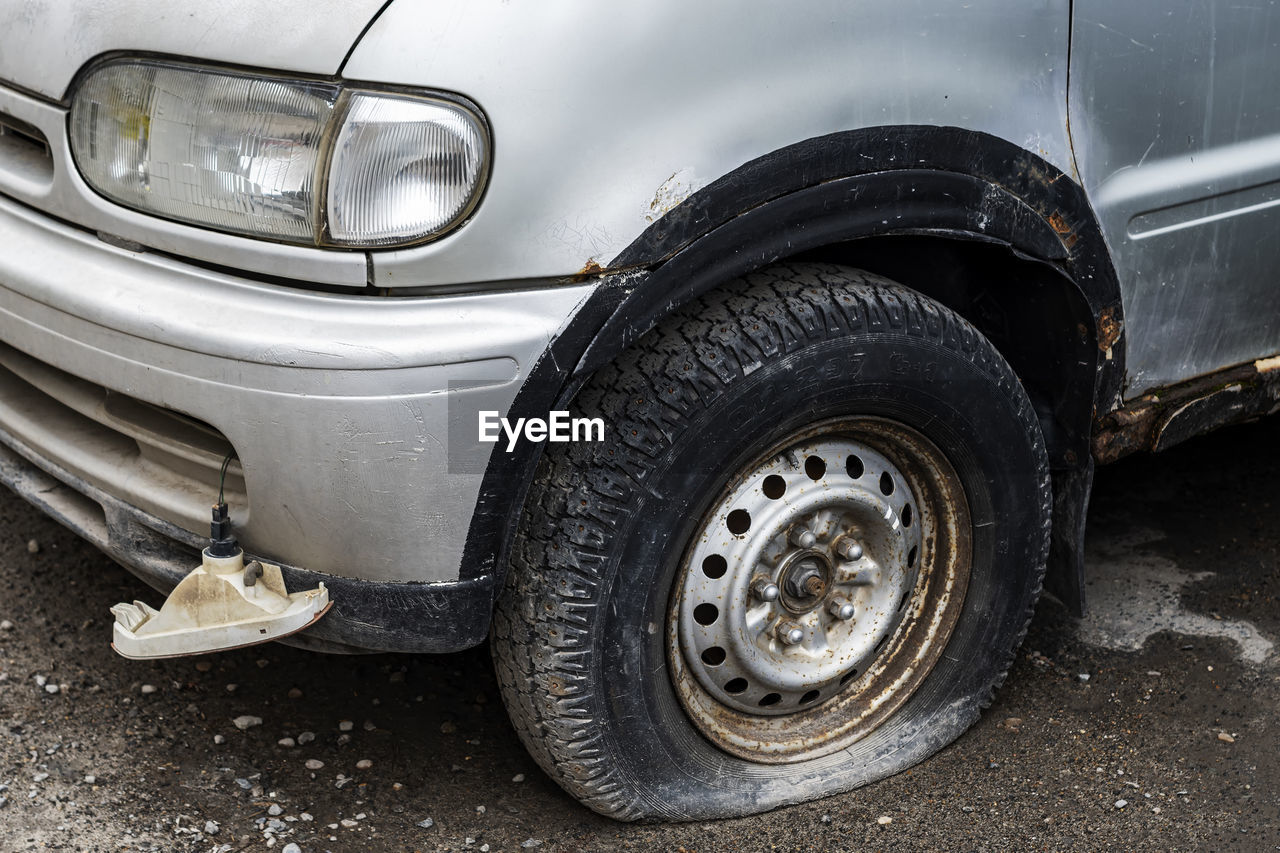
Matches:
[340,819,357,828]
[820,814,832,824]
[1077,673,1091,683]
[393,782,404,791]
[225,683,238,693]
[26,539,38,554]
[521,841,542,850]
[213,735,226,745]
[1115,799,1128,809]
[476,805,487,815]
[278,738,296,748]
[297,731,316,745]
[256,658,270,669]
[140,684,156,695]
[268,804,283,816]
[195,661,212,672]
[204,820,219,835]
[877,815,893,825]
[0,620,11,631]
[300,813,313,822]
[234,778,252,790]
[1218,732,1235,743]
[83,775,95,784]
[363,720,376,731]
[44,683,59,695]
[281,845,301,853]
[512,773,525,783]
[305,759,324,770]
[440,721,457,734]
[287,687,303,699]
[356,759,372,770]
[232,715,263,730]
[33,773,48,782]
[417,818,434,829]
[338,720,354,732]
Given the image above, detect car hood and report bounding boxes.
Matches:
[0,0,390,100]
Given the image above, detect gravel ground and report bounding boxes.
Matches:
[1,418,1278,852]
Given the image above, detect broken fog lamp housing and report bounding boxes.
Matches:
[68,59,489,247]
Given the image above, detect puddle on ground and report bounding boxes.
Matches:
[1076,526,1274,664]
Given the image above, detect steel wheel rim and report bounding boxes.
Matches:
[666,416,972,763]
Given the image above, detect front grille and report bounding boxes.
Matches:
[0,341,246,539]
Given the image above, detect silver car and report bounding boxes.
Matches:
[0,0,1276,821]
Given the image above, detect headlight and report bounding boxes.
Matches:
[68,60,488,248]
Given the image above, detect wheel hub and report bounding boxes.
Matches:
[674,435,925,716]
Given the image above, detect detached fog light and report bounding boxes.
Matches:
[68,59,489,247]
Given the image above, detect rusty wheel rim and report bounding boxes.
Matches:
[666,416,971,763]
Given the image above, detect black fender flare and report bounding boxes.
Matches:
[462,125,1123,616]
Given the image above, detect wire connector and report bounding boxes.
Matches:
[207,501,239,558]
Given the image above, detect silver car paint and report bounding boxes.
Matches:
[1070,1,1280,396]
[342,0,1074,289]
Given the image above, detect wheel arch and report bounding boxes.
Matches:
[464,126,1123,617]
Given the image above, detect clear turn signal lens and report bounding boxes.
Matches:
[325,91,488,246]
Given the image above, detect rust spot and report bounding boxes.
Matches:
[1096,306,1122,352]
[1047,211,1079,248]
[1093,360,1280,464]
[577,259,604,277]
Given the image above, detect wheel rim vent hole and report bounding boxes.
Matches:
[846,454,864,479]
[901,503,913,527]
[907,545,918,568]
[693,603,719,626]
[701,554,727,579]
[879,471,895,495]
[839,669,859,686]
[725,677,748,694]
[762,474,787,500]
[700,646,726,666]
[804,455,826,480]
[800,689,821,704]
[759,693,782,707]
[726,509,751,535]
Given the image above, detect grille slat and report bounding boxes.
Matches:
[0,341,246,538]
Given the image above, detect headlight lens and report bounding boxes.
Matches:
[69,60,488,248]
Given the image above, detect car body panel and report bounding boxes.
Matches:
[0,191,593,584]
[0,0,387,100]
[343,0,1074,289]
[1070,1,1280,396]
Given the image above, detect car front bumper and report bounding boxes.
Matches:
[0,193,592,651]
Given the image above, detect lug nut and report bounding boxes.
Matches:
[751,577,780,602]
[774,620,805,646]
[827,598,856,621]
[789,527,817,549]
[836,539,863,561]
